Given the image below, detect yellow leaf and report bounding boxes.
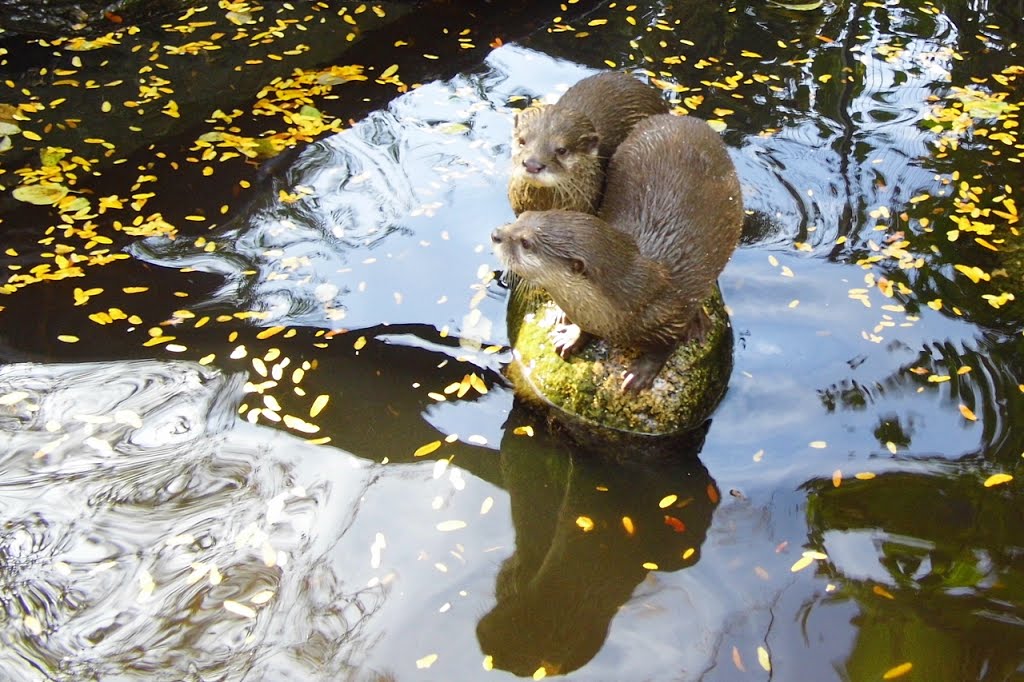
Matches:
[883,662,913,679]
[757,646,771,671]
[576,516,595,532]
[413,440,441,457]
[622,516,635,535]
[958,404,977,421]
[983,473,1012,488]
[658,494,678,508]
[12,183,69,205]
[790,555,814,572]
[310,394,329,418]
[256,325,285,339]
[809,440,827,449]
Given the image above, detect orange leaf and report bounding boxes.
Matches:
[663,515,686,533]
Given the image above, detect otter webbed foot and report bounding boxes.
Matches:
[551,322,591,358]
[621,345,676,392]
[682,305,713,344]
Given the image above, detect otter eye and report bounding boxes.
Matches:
[554,146,568,156]
[520,237,533,251]
[516,136,526,146]
[570,259,585,276]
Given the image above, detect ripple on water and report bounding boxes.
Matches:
[0,359,384,681]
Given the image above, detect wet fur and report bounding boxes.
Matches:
[495,115,744,387]
[508,72,669,216]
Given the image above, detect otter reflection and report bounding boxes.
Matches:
[477,411,719,677]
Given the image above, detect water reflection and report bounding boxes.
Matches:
[802,471,1024,680]
[478,408,718,677]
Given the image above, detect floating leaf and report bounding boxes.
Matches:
[732,646,746,672]
[576,516,595,532]
[416,654,438,669]
[0,391,28,406]
[664,515,686,532]
[958,404,977,421]
[769,0,823,10]
[413,440,441,457]
[790,555,814,572]
[436,520,466,532]
[658,494,678,508]
[223,600,257,618]
[983,473,1012,487]
[12,183,69,205]
[873,585,895,599]
[310,394,330,418]
[757,646,771,671]
[883,662,913,679]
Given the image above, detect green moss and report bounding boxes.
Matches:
[506,284,734,453]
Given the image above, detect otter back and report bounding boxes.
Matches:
[558,71,671,161]
[599,114,743,332]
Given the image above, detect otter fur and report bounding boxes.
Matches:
[493,114,743,391]
[508,71,669,216]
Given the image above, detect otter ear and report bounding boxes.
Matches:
[580,133,599,156]
[570,258,586,276]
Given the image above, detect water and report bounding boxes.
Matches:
[1,0,1022,679]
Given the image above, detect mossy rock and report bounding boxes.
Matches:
[506,285,733,458]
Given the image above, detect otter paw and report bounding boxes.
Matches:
[621,347,675,392]
[551,323,589,358]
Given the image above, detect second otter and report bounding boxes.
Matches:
[508,71,669,216]
[493,114,743,391]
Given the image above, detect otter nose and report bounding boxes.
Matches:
[490,228,503,244]
[523,158,546,174]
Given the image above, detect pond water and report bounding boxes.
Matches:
[1,0,1022,680]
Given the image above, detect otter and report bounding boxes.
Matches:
[508,71,669,216]
[493,114,743,391]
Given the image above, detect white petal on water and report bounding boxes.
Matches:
[223,600,257,619]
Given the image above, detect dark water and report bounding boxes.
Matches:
[1,0,1023,680]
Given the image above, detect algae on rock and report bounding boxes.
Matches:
[505,284,734,454]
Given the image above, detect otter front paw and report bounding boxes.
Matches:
[551,322,590,358]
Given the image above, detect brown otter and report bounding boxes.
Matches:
[493,114,743,391]
[508,71,669,216]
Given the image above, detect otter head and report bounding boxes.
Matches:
[508,106,604,215]
[491,211,641,338]
[511,107,601,188]
[491,211,589,288]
